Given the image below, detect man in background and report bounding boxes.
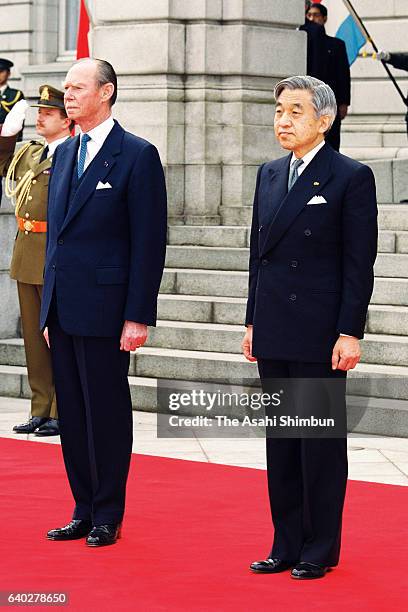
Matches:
[0,58,24,204]
[307,3,351,150]
[0,85,71,436]
[300,1,328,83]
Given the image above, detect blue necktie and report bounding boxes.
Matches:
[288,158,304,191]
[78,133,91,178]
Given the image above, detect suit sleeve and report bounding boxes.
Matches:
[336,164,378,338]
[387,53,408,72]
[245,164,264,326]
[124,143,167,326]
[336,39,351,106]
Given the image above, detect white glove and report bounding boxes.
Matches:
[1,99,29,136]
[376,50,391,62]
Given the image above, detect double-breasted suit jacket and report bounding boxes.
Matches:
[245,142,378,362]
[40,120,167,336]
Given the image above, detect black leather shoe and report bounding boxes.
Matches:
[86,523,122,547]
[47,519,92,541]
[35,418,60,436]
[13,416,48,434]
[250,558,294,573]
[291,562,328,580]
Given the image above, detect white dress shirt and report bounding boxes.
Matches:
[290,139,326,175]
[47,136,70,158]
[78,115,115,171]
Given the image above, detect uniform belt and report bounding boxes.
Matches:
[17,217,47,233]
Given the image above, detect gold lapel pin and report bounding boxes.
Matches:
[313,181,320,186]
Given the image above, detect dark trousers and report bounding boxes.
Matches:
[47,298,133,525]
[257,358,348,567]
[326,114,341,151]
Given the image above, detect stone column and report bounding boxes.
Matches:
[88,0,306,225]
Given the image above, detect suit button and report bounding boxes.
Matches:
[289,293,297,301]
[291,260,298,268]
[32,179,37,184]
[58,239,64,245]
[259,225,263,232]
[28,195,32,201]
[25,212,30,219]
[304,229,312,237]
[262,259,268,266]
[52,264,56,270]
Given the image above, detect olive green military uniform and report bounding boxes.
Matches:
[0,136,57,418]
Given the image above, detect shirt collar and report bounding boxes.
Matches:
[290,139,326,167]
[46,135,70,158]
[79,115,115,145]
[0,83,8,95]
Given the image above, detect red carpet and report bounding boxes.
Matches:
[0,437,407,611]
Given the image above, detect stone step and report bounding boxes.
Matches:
[160,269,408,305]
[157,295,246,325]
[152,324,408,366]
[378,205,408,230]
[2,364,407,437]
[165,247,408,277]
[157,295,408,335]
[219,204,408,227]
[167,225,408,254]
[2,322,408,366]
[2,350,408,403]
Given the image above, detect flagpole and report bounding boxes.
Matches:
[343,0,407,106]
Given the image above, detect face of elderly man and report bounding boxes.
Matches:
[274,88,332,157]
[63,59,114,125]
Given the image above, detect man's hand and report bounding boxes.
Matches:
[120,321,148,352]
[1,99,29,137]
[43,327,50,349]
[338,104,349,121]
[241,325,257,362]
[331,335,360,371]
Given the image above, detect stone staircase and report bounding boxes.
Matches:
[1,204,408,436]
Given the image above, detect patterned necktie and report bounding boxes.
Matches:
[77,133,91,178]
[288,158,304,191]
[39,145,49,163]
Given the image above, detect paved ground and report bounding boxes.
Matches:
[1,396,408,486]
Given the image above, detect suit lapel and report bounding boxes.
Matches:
[52,136,79,232]
[58,121,124,234]
[260,143,334,256]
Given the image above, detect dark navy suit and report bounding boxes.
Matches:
[245,142,377,566]
[41,121,167,525]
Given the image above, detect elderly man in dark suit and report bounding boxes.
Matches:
[41,58,167,547]
[242,75,377,579]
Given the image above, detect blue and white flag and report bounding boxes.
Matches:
[317,0,368,65]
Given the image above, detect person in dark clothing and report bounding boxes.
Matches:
[307,3,351,151]
[376,50,408,202]
[0,58,24,204]
[300,2,328,83]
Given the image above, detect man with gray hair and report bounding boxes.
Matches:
[242,76,377,579]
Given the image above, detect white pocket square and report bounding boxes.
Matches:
[96,181,112,190]
[306,195,327,205]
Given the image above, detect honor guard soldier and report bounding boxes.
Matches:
[0,85,73,436]
[0,58,25,203]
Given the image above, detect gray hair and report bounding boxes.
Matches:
[274,75,337,129]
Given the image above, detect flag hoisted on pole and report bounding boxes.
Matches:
[76,0,90,59]
[313,0,367,65]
